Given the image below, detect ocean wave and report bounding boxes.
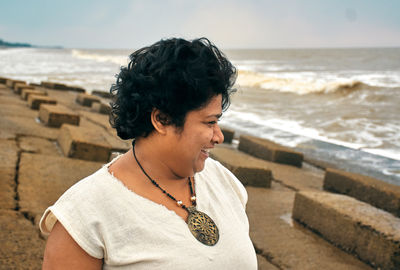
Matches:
[236,70,380,95]
[71,49,127,65]
[221,110,400,161]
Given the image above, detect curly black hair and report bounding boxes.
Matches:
[109,37,237,140]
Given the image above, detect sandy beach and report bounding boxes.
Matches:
[2,78,400,269]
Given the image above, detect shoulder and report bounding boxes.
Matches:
[39,165,112,259]
[53,165,110,203]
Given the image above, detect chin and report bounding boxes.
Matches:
[194,161,206,174]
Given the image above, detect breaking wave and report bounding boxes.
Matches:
[236,70,380,95]
[71,49,128,65]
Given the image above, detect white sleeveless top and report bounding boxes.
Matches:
[40,157,257,269]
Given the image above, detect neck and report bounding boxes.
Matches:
[132,136,187,186]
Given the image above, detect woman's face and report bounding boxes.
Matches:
[165,94,224,178]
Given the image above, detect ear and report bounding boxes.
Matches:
[151,108,169,135]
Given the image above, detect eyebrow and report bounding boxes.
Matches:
[206,113,223,119]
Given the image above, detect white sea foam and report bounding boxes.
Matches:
[222,108,400,162]
[235,67,400,95]
[71,49,128,65]
[362,148,400,161]
[221,110,367,149]
[235,70,369,95]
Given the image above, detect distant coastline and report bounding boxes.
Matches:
[0,38,62,49]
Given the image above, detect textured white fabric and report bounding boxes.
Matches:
[40,157,257,269]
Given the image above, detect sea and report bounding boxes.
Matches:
[1,47,399,184]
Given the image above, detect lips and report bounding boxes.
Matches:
[201,148,210,158]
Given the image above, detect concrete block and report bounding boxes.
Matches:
[257,255,279,270]
[13,83,34,94]
[76,93,101,107]
[19,136,61,156]
[0,77,8,84]
[78,111,131,153]
[0,140,19,210]
[41,81,66,89]
[18,153,103,218]
[29,82,42,87]
[6,79,24,88]
[5,79,13,88]
[221,127,234,144]
[21,89,47,100]
[292,191,400,270]
[58,124,112,162]
[324,168,400,218]
[239,135,303,167]
[28,94,57,110]
[57,84,85,92]
[0,115,59,140]
[210,147,272,187]
[0,210,45,269]
[39,104,80,127]
[91,101,111,114]
[92,90,112,99]
[41,81,85,92]
[247,187,372,270]
[211,145,323,191]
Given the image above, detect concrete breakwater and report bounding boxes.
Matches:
[0,77,399,269]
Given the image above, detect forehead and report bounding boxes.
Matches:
[194,95,222,117]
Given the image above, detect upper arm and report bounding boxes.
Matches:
[43,221,103,270]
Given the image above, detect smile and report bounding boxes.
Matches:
[201,148,210,157]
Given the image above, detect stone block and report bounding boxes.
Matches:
[0,77,7,84]
[58,124,112,162]
[0,115,59,140]
[0,140,19,210]
[210,147,272,187]
[6,79,24,89]
[18,136,61,156]
[221,127,234,144]
[257,255,279,270]
[21,89,47,100]
[211,145,323,191]
[41,81,66,89]
[13,83,34,94]
[239,135,303,167]
[247,187,373,270]
[292,191,400,270]
[28,94,57,110]
[41,81,85,93]
[76,93,101,107]
[18,153,103,218]
[78,111,131,153]
[29,82,42,87]
[39,104,80,127]
[91,101,111,114]
[324,168,400,218]
[0,210,45,269]
[92,90,112,99]
[57,84,85,92]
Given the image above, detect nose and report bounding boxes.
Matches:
[212,124,224,144]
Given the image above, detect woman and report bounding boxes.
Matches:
[40,38,257,269]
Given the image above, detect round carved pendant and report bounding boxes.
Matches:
[187,206,219,246]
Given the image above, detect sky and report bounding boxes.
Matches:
[1,0,400,49]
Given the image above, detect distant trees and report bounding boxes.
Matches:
[0,38,32,48]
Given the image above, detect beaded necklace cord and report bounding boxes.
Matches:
[131,140,219,246]
[132,141,196,211]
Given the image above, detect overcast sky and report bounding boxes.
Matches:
[1,0,400,49]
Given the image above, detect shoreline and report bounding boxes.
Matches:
[1,78,399,269]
